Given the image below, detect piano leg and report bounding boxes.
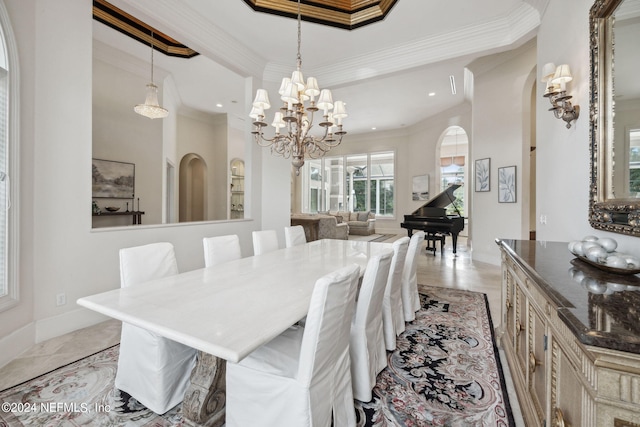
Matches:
[406,229,413,237]
[451,233,458,255]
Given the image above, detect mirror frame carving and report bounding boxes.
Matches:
[589,0,640,236]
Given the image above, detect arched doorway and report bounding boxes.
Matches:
[438,126,468,221]
[179,153,208,222]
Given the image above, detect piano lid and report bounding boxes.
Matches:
[414,184,461,211]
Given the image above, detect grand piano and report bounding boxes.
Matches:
[401,184,465,254]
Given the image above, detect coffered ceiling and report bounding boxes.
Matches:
[241,0,398,29]
[94,0,545,135]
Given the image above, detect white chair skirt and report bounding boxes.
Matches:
[115,324,196,414]
[226,326,355,427]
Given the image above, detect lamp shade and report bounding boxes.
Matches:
[253,89,271,110]
[552,64,573,84]
[271,112,286,129]
[291,70,306,91]
[249,106,264,120]
[541,62,557,82]
[305,77,320,97]
[278,78,291,96]
[316,89,334,112]
[332,101,347,119]
[134,83,169,119]
[281,82,299,104]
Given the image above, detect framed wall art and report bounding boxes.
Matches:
[475,158,490,192]
[412,174,429,201]
[92,158,135,199]
[498,165,516,203]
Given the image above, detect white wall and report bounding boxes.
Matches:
[93,59,163,226]
[535,0,639,256]
[0,0,270,368]
[469,41,537,264]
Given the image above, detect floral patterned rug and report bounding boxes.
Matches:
[0,286,513,427]
[355,285,514,426]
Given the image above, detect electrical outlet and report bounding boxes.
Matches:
[56,293,66,306]
[539,214,547,225]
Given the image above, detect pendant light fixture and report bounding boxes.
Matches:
[249,0,347,175]
[134,31,169,119]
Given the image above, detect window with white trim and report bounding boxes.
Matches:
[301,151,395,217]
[0,1,19,312]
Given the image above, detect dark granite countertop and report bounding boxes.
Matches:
[497,239,640,355]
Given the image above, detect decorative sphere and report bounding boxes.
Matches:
[568,241,580,254]
[582,277,607,294]
[573,241,585,256]
[605,255,627,269]
[598,238,617,252]
[622,255,640,269]
[581,241,601,254]
[586,246,607,263]
[583,235,599,242]
[607,282,628,292]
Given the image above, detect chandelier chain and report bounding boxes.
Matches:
[249,0,347,174]
[296,0,302,69]
[150,31,155,84]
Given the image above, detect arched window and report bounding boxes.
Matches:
[0,0,20,312]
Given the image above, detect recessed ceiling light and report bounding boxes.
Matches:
[371,127,377,130]
[428,92,436,97]
[216,103,223,108]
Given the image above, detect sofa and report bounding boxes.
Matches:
[328,211,376,236]
[291,214,349,241]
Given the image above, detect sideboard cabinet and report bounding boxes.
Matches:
[497,239,640,427]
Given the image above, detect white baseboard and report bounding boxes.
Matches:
[0,322,36,369]
[35,308,110,343]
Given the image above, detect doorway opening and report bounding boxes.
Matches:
[179,153,208,222]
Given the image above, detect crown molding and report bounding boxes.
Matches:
[108,0,267,78]
[264,3,540,87]
[109,0,539,88]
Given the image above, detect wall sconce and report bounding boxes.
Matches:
[541,63,580,129]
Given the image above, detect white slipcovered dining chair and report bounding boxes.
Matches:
[203,234,242,267]
[382,237,410,351]
[402,231,425,322]
[252,229,279,255]
[284,225,307,248]
[226,264,360,427]
[115,242,197,414]
[350,249,393,402]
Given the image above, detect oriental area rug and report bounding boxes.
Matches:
[0,286,513,427]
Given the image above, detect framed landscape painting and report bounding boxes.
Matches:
[475,158,490,192]
[412,174,430,201]
[498,165,516,203]
[92,159,135,198]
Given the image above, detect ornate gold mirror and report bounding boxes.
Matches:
[589,0,640,236]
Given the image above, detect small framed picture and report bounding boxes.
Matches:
[498,165,516,203]
[92,158,135,199]
[412,174,429,201]
[475,158,490,192]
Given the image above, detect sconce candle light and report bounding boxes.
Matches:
[541,63,580,129]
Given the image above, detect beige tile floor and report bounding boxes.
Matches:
[0,234,523,425]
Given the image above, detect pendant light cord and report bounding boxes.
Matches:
[296,0,302,70]
[150,31,155,84]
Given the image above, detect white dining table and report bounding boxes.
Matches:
[77,238,393,426]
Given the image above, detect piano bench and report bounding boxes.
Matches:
[424,233,445,256]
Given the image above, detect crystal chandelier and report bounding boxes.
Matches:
[249,0,347,176]
[134,31,169,119]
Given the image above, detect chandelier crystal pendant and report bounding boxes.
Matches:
[249,0,347,176]
[134,31,169,119]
